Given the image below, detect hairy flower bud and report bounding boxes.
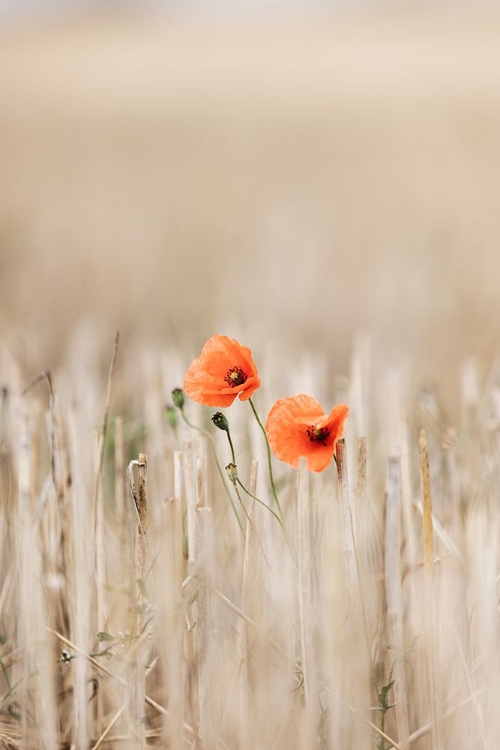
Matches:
[171,388,185,410]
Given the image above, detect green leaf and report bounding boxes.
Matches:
[373,660,384,685]
[379,679,395,710]
[96,631,116,643]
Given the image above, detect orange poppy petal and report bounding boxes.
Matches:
[266,395,325,467]
[197,335,251,379]
[236,377,261,400]
[305,444,338,472]
[265,395,349,473]
[183,334,261,407]
[276,394,325,423]
[324,403,350,434]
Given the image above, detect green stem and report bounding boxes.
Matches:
[224,429,280,525]
[237,477,297,567]
[179,408,244,535]
[248,398,284,520]
[230,479,272,569]
[226,429,236,465]
[236,478,281,526]
[224,427,297,566]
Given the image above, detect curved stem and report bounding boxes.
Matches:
[225,427,279,524]
[179,409,244,535]
[248,398,284,520]
[224,425,296,565]
[237,477,297,567]
[236,478,281,525]
[231,479,271,569]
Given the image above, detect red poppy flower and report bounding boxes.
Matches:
[183,334,261,407]
[265,394,349,472]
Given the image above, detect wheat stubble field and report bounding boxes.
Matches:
[1,4,500,748]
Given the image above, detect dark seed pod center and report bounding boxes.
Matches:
[306,426,331,446]
[224,366,248,387]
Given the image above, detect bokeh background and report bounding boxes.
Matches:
[1,1,500,397]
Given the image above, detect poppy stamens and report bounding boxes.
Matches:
[306,426,331,446]
[225,366,248,387]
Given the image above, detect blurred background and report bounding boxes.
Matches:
[1,0,500,395]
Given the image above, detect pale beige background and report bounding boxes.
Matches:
[1,4,499,388]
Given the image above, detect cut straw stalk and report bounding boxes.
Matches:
[181,443,198,730]
[114,416,126,566]
[91,332,120,523]
[297,458,318,747]
[136,451,149,750]
[128,455,149,584]
[136,453,149,582]
[16,410,59,749]
[419,426,444,750]
[159,450,186,750]
[195,458,215,748]
[399,413,422,648]
[92,332,119,633]
[127,453,149,748]
[336,438,370,747]
[46,382,73,639]
[356,436,368,569]
[217,461,258,749]
[67,405,93,749]
[173,451,186,588]
[21,370,73,638]
[336,439,358,617]
[16,411,32,745]
[183,441,197,567]
[385,456,410,749]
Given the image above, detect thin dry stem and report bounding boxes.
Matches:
[195,458,215,748]
[385,456,410,749]
[419,425,444,750]
[91,331,120,524]
[92,332,120,635]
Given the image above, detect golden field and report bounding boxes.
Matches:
[1,4,500,749]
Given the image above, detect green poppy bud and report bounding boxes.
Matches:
[171,388,185,410]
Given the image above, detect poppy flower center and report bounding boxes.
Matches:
[224,366,248,387]
[306,426,331,446]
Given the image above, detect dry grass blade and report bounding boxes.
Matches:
[419,426,435,569]
[46,627,196,739]
[419,425,444,750]
[92,332,120,639]
[91,331,120,524]
[92,702,128,750]
[336,439,358,618]
[385,456,409,749]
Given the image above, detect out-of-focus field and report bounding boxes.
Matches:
[3,7,500,748]
[1,4,500,400]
